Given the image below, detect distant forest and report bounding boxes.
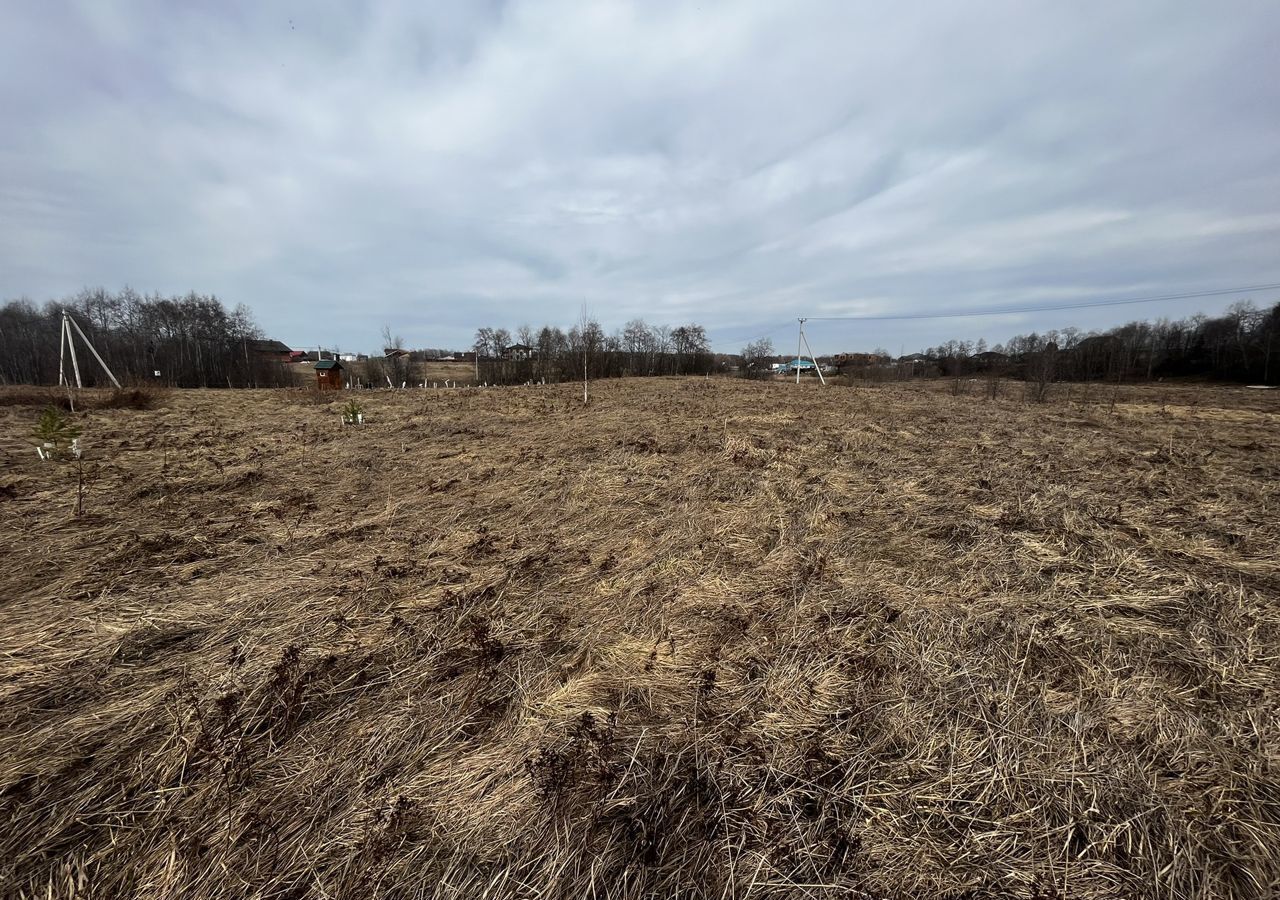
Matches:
[908,300,1279,384]
[468,320,716,385]
[0,288,288,388]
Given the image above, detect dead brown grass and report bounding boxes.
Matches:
[1,378,1278,899]
[0,385,166,411]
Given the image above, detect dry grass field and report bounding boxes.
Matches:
[283,360,481,389]
[2,378,1279,899]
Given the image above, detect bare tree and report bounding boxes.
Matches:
[623,319,653,374]
[382,325,407,386]
[1026,339,1057,403]
[741,337,774,379]
[493,328,512,357]
[571,310,604,401]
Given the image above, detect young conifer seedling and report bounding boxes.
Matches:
[32,406,87,514]
[341,398,364,426]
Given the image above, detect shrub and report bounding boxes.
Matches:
[97,387,163,410]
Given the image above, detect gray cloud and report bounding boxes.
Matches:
[3,0,1279,353]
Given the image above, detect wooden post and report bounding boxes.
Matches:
[795,318,803,385]
[58,316,68,387]
[65,315,83,388]
[801,326,825,386]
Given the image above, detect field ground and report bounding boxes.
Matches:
[2,378,1279,899]
[279,360,480,389]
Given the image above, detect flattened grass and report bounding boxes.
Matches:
[1,378,1278,899]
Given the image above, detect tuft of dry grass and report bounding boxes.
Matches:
[0,385,166,411]
[1,378,1278,899]
[93,386,166,410]
[0,387,77,409]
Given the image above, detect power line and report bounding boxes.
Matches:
[708,321,796,349]
[804,283,1280,322]
[709,281,1279,350]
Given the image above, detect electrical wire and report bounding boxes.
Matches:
[708,322,796,350]
[708,281,1280,350]
[803,283,1280,322]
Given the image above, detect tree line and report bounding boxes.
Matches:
[9,288,1272,390]
[891,300,1279,384]
[472,318,716,384]
[0,288,288,388]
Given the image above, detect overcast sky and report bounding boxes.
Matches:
[3,1,1279,354]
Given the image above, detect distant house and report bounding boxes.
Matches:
[503,343,534,360]
[832,352,891,368]
[774,359,817,375]
[287,350,309,363]
[314,358,345,391]
[383,348,410,360]
[972,350,1011,370]
[247,339,293,362]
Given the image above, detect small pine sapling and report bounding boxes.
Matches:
[341,398,364,426]
[32,407,87,515]
[33,407,81,459]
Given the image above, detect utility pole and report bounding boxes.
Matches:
[59,312,121,389]
[794,317,826,386]
[66,315,82,388]
[58,315,68,386]
[796,318,804,385]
